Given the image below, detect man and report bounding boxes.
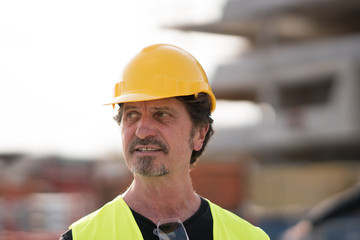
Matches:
[60,44,269,239]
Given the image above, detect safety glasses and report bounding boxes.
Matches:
[154,218,189,240]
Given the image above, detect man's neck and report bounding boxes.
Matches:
[122,173,200,224]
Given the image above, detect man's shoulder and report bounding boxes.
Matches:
[71,195,125,228]
[206,200,247,223]
[69,195,143,239]
[207,200,270,240]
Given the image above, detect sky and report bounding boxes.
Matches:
[0,0,259,159]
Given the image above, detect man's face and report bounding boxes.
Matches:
[120,98,203,177]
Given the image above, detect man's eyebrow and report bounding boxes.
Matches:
[152,106,170,110]
[123,105,138,112]
[152,106,173,111]
[151,106,179,115]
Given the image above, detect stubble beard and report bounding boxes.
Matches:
[131,155,169,177]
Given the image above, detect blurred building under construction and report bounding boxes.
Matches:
[176,0,360,160]
[175,0,360,239]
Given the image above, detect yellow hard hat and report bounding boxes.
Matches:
[104,44,216,113]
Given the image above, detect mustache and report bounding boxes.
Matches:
[128,137,169,154]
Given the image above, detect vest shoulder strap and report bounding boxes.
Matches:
[70,195,143,240]
[208,200,270,240]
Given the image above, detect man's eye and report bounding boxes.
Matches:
[125,112,139,120]
[156,112,170,118]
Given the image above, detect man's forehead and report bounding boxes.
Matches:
[123,98,183,109]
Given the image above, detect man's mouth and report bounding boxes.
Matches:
[128,138,169,154]
[136,147,162,152]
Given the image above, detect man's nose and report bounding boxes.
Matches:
[135,114,157,139]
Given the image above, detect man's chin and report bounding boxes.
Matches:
[135,169,169,177]
[131,156,169,177]
[132,167,169,177]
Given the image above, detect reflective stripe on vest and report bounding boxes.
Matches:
[70,195,269,240]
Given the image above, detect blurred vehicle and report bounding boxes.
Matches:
[281,182,360,240]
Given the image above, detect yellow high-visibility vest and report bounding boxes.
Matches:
[70,195,269,239]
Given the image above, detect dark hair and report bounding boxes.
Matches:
[176,93,214,164]
[113,93,214,165]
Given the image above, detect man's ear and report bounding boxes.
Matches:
[193,124,209,151]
